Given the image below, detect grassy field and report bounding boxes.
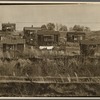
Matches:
[86,31,100,40]
[0,55,99,77]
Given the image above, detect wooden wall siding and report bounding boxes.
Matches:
[67,32,86,42]
[3,44,24,58]
[67,35,85,42]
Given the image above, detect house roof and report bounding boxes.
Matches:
[1,38,25,44]
[0,31,24,37]
[59,31,67,34]
[2,23,16,26]
[67,31,86,35]
[37,30,60,35]
[24,27,41,31]
[80,39,100,45]
[11,31,24,36]
[0,32,11,36]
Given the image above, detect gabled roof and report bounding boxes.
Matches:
[1,38,25,44]
[80,39,100,45]
[59,31,67,34]
[0,32,12,36]
[37,30,60,35]
[24,27,41,31]
[11,31,24,36]
[67,31,86,35]
[2,23,16,26]
[0,31,23,37]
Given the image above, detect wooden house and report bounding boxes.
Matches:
[67,31,86,42]
[23,26,41,45]
[37,30,60,46]
[80,39,100,56]
[2,38,25,58]
[2,23,16,32]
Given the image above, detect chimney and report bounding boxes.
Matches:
[31,25,33,27]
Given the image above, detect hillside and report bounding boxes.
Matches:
[86,31,100,40]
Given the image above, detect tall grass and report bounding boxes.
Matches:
[0,56,99,77]
[0,46,99,77]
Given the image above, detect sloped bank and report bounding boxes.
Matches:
[0,82,99,97]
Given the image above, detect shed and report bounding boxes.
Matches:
[2,38,25,58]
[80,39,100,56]
[67,31,86,42]
[37,30,60,46]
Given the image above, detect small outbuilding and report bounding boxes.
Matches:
[37,30,60,46]
[80,39,100,56]
[2,38,25,58]
[67,31,86,42]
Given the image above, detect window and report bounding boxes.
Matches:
[43,35,54,41]
[30,31,33,34]
[74,36,77,40]
[80,36,83,40]
[6,45,14,50]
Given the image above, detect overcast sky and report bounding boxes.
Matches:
[0,4,100,31]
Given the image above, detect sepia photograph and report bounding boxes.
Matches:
[0,2,99,97]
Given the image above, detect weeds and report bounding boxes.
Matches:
[0,56,99,77]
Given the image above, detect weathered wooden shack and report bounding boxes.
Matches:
[80,39,100,56]
[23,26,41,45]
[2,38,25,58]
[37,30,60,46]
[2,23,16,32]
[67,31,86,42]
